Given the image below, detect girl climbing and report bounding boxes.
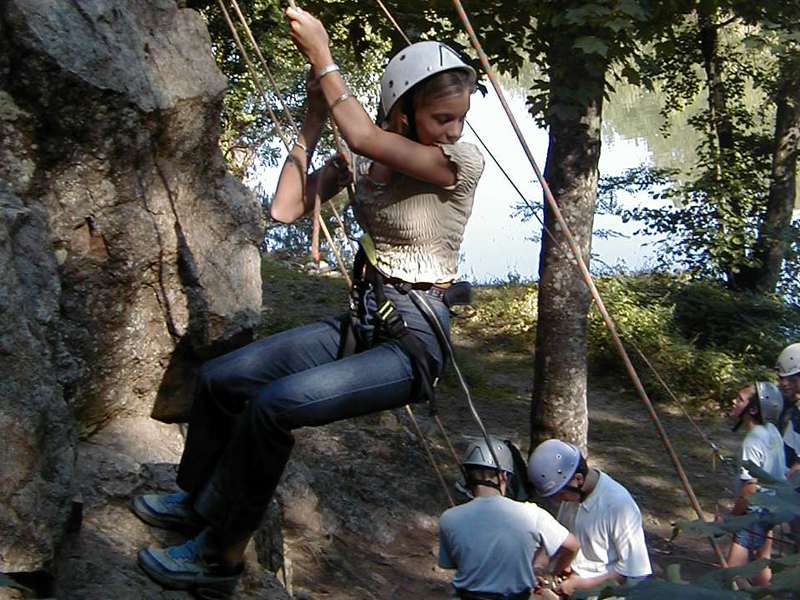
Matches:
[131,6,484,597]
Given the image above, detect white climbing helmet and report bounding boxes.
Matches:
[527,439,582,497]
[776,343,800,377]
[462,436,513,473]
[755,381,783,425]
[379,41,476,117]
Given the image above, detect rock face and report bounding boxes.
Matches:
[0,0,262,575]
[56,418,291,600]
[0,182,76,573]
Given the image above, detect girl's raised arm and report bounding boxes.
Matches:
[286,7,464,188]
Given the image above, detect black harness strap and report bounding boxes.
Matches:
[339,246,439,407]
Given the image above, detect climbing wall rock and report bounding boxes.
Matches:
[0,0,263,576]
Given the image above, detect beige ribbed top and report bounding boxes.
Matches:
[352,142,484,283]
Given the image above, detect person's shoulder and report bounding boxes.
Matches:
[746,424,773,446]
[440,497,486,520]
[599,473,641,512]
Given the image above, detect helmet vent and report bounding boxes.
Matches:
[399,54,406,61]
[388,80,394,88]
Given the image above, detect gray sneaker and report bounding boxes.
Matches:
[138,530,243,598]
[131,491,204,532]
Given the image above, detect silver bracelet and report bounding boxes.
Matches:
[292,140,308,153]
[317,63,340,79]
[329,93,352,110]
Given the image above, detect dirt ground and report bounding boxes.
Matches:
[263,267,764,599]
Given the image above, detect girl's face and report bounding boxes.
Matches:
[412,89,471,146]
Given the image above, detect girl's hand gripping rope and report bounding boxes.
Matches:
[286,6,333,71]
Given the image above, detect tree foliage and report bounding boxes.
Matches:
[601,4,800,297]
[188,0,395,176]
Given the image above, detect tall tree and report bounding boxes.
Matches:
[614,3,800,295]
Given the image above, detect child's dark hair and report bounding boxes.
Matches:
[575,454,589,478]
[400,68,477,140]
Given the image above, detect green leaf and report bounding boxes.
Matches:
[618,0,647,21]
[573,36,609,58]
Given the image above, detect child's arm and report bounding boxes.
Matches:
[731,479,758,515]
[286,7,461,188]
[271,75,352,224]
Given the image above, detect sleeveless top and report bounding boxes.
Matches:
[352,142,484,283]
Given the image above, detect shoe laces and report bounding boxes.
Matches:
[168,531,206,562]
[163,491,190,509]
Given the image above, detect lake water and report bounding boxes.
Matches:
[457,84,668,283]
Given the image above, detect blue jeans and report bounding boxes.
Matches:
[733,507,773,552]
[176,285,450,543]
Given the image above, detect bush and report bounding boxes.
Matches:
[589,273,800,409]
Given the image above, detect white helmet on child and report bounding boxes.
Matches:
[776,343,800,377]
[755,381,783,425]
[379,41,476,117]
[527,439,582,497]
[462,436,513,473]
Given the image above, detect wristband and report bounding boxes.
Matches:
[317,63,340,79]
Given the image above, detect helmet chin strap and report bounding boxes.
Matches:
[466,472,503,493]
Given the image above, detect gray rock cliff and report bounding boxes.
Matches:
[0,0,265,587]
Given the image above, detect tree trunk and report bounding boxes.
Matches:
[530,45,606,455]
[748,58,800,292]
[698,13,734,156]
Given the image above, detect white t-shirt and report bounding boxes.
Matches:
[557,472,652,579]
[739,423,787,485]
[438,496,569,595]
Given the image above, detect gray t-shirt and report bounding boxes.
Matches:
[438,496,569,595]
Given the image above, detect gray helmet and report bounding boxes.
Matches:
[379,41,476,118]
[777,343,800,377]
[755,381,783,425]
[527,439,582,497]
[462,436,513,473]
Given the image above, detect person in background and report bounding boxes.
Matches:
[438,437,579,600]
[527,439,652,598]
[726,382,786,586]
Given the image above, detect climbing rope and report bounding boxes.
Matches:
[217,0,354,282]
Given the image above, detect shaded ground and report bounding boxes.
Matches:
[257,258,774,599]
[51,259,785,599]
